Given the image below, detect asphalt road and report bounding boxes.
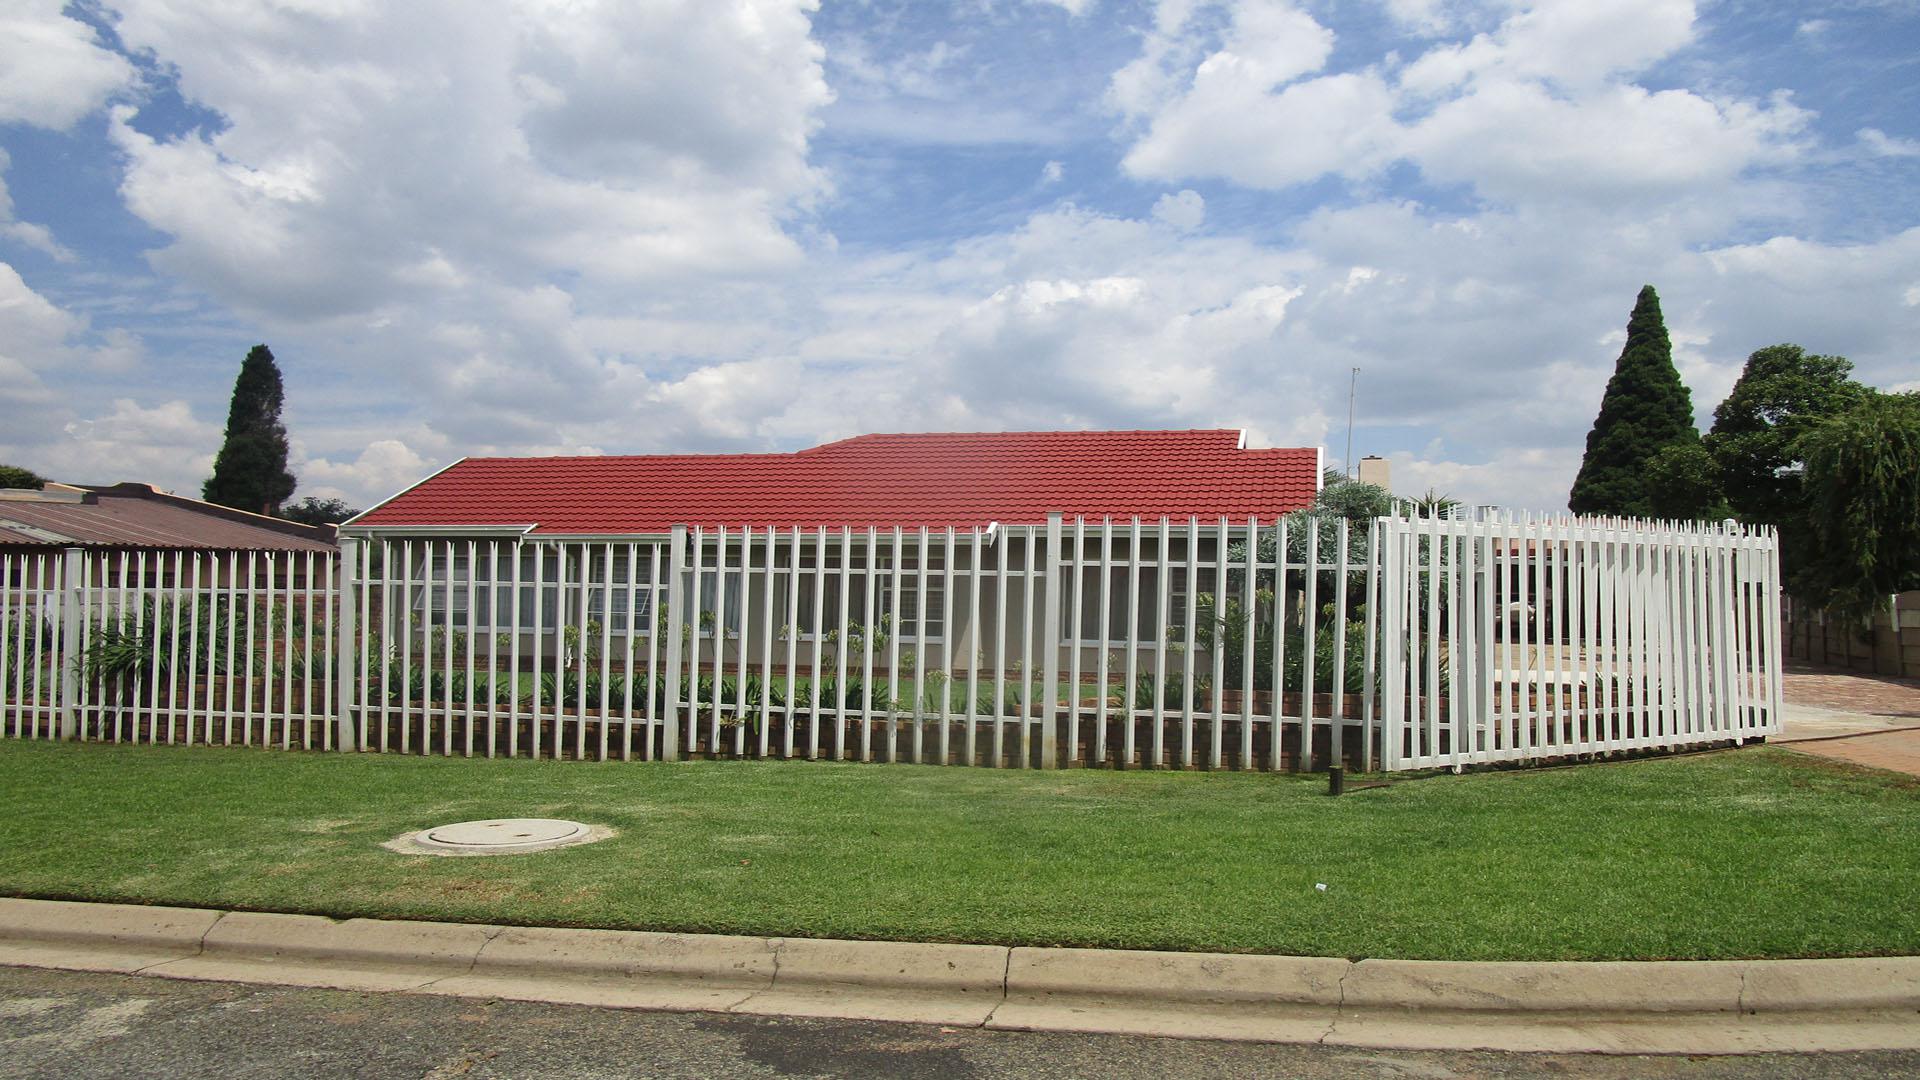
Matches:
[3,965,1918,1079]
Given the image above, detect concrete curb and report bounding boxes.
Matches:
[3,897,1918,1054]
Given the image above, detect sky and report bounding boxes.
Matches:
[1,0,1916,514]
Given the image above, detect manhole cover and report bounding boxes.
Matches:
[427,818,586,847]
[385,818,611,857]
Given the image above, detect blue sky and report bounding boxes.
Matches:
[1,0,1916,512]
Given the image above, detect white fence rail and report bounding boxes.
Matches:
[3,513,1783,772]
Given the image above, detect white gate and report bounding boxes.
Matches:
[1377,514,1783,770]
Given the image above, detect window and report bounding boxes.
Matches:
[1060,565,1193,642]
[406,546,660,635]
[685,569,743,635]
[790,561,946,641]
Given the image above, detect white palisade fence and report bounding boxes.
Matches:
[1,548,337,747]
[3,512,1783,772]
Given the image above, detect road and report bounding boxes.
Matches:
[3,965,1917,1079]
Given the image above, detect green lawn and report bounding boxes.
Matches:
[1,740,1916,961]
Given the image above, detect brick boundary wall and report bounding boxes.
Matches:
[1784,591,1920,680]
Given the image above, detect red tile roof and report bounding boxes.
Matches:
[0,485,336,552]
[351,430,1321,534]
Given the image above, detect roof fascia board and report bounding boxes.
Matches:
[342,523,537,539]
[341,456,470,529]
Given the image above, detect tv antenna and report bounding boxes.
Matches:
[1345,367,1360,477]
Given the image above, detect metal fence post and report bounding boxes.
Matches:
[334,538,359,751]
[1379,518,1402,771]
[662,525,686,761]
[58,546,84,739]
[1041,512,1063,768]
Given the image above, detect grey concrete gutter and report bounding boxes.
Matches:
[2,898,1916,1055]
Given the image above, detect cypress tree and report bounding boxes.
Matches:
[1568,286,1699,516]
[203,344,297,515]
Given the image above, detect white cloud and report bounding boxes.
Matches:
[105,0,832,323]
[1387,445,1583,512]
[0,262,183,484]
[1696,227,1920,392]
[1114,0,1336,126]
[1151,189,1206,230]
[0,150,73,261]
[1113,0,1810,206]
[1039,160,1065,185]
[1399,0,1696,94]
[299,439,433,510]
[0,0,136,129]
[1860,128,1920,158]
[56,399,219,488]
[1406,83,1810,204]
[1382,0,1452,35]
[1125,70,1401,188]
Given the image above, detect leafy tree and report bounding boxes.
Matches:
[1703,344,1866,570]
[1315,472,1395,522]
[280,496,359,526]
[0,464,46,489]
[1569,286,1700,516]
[203,344,297,515]
[1643,441,1731,520]
[1794,392,1920,621]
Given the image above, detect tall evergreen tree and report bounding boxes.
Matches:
[203,344,296,515]
[1568,285,1700,516]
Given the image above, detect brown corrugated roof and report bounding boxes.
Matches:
[0,485,335,552]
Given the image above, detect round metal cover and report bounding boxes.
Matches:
[387,818,610,856]
[425,818,587,848]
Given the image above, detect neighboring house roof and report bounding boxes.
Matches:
[0,483,336,552]
[350,430,1322,535]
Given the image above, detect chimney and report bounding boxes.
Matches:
[1358,455,1390,491]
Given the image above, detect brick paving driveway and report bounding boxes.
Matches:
[1784,664,1920,717]
[1780,664,1920,777]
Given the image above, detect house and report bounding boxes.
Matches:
[1,482,339,745]
[1,481,336,574]
[341,430,1322,671]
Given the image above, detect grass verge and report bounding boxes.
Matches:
[1,740,1916,961]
